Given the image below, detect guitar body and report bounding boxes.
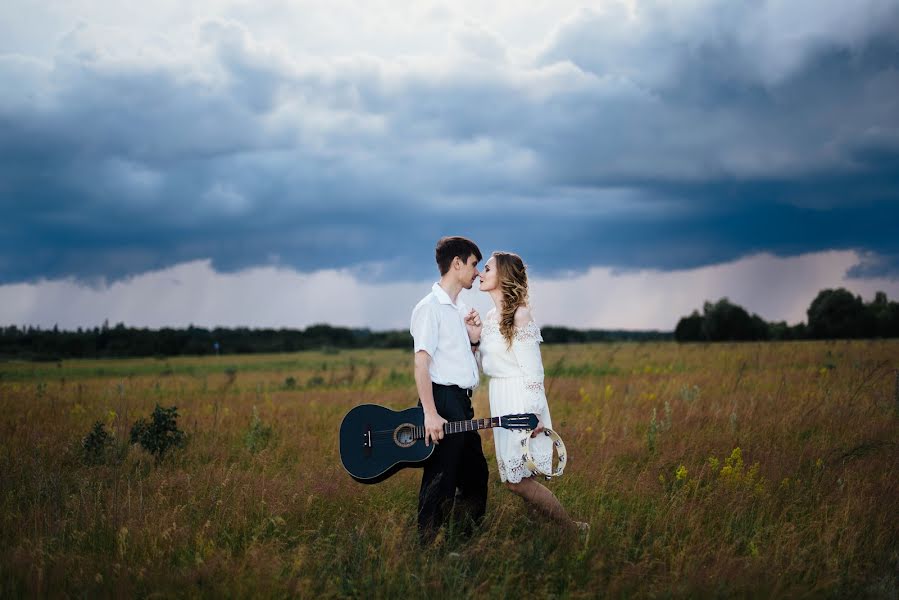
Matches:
[339,404,434,484]
[339,404,537,484]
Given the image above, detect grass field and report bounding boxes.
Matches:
[1,341,897,598]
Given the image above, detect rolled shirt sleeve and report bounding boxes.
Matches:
[410,302,439,357]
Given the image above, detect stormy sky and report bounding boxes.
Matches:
[2,0,898,330]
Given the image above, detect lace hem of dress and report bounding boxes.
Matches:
[525,381,544,393]
[497,452,553,483]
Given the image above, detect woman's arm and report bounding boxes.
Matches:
[511,306,548,418]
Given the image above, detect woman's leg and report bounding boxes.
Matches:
[505,477,574,528]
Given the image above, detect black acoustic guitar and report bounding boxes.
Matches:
[339,404,537,484]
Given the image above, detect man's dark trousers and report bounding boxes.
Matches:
[418,383,488,543]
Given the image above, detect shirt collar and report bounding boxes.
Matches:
[432,282,457,307]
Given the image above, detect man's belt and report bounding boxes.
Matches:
[432,383,474,398]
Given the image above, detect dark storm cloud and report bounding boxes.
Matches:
[2,4,898,284]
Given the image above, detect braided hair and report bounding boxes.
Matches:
[493,251,529,348]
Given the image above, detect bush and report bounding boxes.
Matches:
[81,420,114,465]
[129,404,186,463]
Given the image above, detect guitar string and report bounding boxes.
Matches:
[364,419,528,433]
[354,416,533,442]
[368,424,495,435]
[366,420,499,435]
[365,422,528,440]
[359,417,532,442]
[367,425,486,437]
[366,423,493,439]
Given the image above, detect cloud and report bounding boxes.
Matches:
[0,1,897,289]
[451,20,509,62]
[3,251,898,331]
[526,250,896,330]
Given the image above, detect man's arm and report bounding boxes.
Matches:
[414,350,446,446]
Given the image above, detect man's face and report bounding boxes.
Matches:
[458,254,480,289]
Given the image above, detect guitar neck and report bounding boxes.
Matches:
[443,417,501,435]
[411,417,501,440]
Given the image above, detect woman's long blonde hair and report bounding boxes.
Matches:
[493,251,529,347]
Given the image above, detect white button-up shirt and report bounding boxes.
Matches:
[410,282,480,389]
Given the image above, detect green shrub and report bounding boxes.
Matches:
[129,404,186,463]
[81,420,114,465]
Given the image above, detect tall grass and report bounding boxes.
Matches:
[0,341,897,597]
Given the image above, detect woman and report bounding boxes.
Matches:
[477,251,587,533]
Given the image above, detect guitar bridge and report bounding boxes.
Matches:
[363,425,372,457]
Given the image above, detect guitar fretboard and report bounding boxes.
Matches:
[413,417,501,439]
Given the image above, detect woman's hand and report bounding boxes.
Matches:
[531,418,544,438]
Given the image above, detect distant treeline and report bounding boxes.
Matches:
[0,322,672,361]
[5,286,893,360]
[675,288,899,342]
[541,328,671,344]
[0,324,409,361]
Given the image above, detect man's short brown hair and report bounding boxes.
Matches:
[435,236,482,276]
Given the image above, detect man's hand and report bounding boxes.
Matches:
[530,418,545,438]
[414,350,445,446]
[424,410,447,447]
[464,308,482,344]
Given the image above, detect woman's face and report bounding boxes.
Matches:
[479,256,499,292]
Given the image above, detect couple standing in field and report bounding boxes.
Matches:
[410,236,587,544]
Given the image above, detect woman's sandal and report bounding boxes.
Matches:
[575,521,590,541]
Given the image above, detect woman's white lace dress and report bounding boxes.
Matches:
[479,310,553,483]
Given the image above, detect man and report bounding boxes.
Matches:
[410,236,487,544]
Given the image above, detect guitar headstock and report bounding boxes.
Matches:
[499,413,538,430]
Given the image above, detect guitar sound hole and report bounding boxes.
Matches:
[393,423,416,448]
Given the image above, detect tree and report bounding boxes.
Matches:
[674,311,704,341]
[701,298,765,341]
[868,291,899,338]
[807,288,874,339]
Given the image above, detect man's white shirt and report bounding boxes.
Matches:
[410,282,480,389]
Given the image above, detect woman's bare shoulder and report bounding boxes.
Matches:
[513,305,534,328]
